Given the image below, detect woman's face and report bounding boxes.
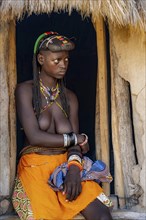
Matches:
[37,50,69,79]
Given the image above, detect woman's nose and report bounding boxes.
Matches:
[60,60,67,68]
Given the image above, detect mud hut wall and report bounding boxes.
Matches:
[0,22,10,197]
[109,25,146,208]
[0,21,17,198]
[8,21,17,193]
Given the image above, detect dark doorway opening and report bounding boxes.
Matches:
[16,10,98,161]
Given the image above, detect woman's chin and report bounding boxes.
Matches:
[57,72,66,78]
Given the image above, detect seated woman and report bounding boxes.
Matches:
[12,31,113,220]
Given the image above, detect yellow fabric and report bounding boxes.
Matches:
[17,152,103,220]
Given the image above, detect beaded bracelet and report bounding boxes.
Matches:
[68,160,83,171]
[79,133,88,147]
[68,154,82,164]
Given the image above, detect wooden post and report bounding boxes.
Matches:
[94,16,110,195]
[95,73,101,160]
[109,27,125,208]
[0,22,10,196]
[8,21,17,193]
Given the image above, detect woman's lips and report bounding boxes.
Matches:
[59,70,66,74]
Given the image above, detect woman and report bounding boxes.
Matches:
[12,31,113,220]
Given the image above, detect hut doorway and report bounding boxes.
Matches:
[0,2,145,215]
[16,11,98,161]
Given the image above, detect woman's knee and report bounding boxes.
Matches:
[100,210,113,220]
[81,198,113,220]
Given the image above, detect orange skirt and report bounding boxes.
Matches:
[12,153,103,220]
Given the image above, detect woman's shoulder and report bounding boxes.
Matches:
[65,88,78,104]
[15,80,33,97]
[16,80,33,91]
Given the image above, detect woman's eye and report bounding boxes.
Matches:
[54,59,59,64]
[65,58,69,62]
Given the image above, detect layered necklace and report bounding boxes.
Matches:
[40,78,60,111]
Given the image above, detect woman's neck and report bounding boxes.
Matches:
[39,73,57,89]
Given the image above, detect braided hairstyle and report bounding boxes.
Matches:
[33,32,75,119]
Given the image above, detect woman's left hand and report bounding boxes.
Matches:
[80,142,89,154]
[76,134,89,154]
[63,165,82,201]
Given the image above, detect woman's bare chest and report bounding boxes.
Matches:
[38,102,72,134]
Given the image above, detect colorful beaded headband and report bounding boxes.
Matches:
[34,31,75,54]
[33,31,57,54]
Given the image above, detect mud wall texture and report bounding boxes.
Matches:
[110,25,146,210]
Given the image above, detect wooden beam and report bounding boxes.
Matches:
[0,22,10,196]
[94,16,110,195]
[109,25,125,208]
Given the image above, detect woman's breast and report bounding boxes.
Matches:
[38,105,72,134]
[38,110,53,131]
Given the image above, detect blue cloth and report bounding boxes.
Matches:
[48,156,112,191]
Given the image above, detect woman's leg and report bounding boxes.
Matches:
[81,198,113,220]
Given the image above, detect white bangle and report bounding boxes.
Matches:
[63,134,68,147]
[63,133,78,148]
[74,133,78,145]
[68,154,82,164]
[79,133,88,147]
[67,134,71,146]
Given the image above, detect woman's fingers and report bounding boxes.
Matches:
[65,184,72,201]
[63,165,82,201]
[72,183,82,201]
[81,143,89,154]
[64,180,82,201]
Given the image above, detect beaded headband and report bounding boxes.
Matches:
[34,31,75,54]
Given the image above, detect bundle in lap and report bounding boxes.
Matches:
[48,156,113,191]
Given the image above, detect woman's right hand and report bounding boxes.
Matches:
[63,164,82,201]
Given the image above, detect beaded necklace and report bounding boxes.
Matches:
[40,79,60,112]
[39,79,68,117]
[40,79,60,102]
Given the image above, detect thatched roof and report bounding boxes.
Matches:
[0,0,146,29]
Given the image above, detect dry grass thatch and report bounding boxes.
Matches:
[0,0,146,29]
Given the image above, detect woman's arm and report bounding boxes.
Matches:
[67,89,89,154]
[67,89,79,134]
[63,89,88,201]
[16,82,65,147]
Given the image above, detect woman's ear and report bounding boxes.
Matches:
[37,54,44,65]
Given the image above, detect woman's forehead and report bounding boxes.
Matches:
[40,50,69,57]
